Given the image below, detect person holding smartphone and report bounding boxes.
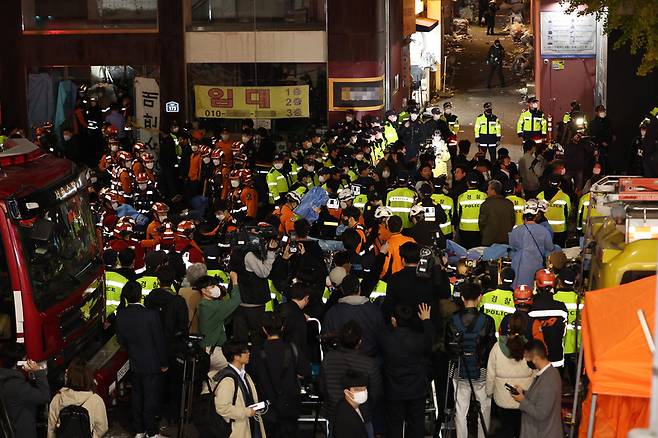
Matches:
[0,343,50,438]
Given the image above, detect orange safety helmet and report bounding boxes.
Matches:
[133,142,144,155]
[151,202,169,215]
[117,151,133,163]
[176,220,196,236]
[240,169,253,185]
[211,148,223,160]
[199,145,211,158]
[141,152,155,163]
[104,125,118,138]
[513,285,533,306]
[233,152,247,165]
[113,221,133,239]
[535,268,556,288]
[135,172,149,185]
[229,169,241,180]
[160,221,176,244]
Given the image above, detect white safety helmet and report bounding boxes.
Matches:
[374,205,393,219]
[286,191,301,204]
[537,199,549,213]
[409,204,425,218]
[523,199,539,215]
[338,188,354,202]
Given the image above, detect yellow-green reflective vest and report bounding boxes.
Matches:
[384,122,398,145]
[266,279,282,312]
[266,168,289,205]
[479,289,515,333]
[370,280,388,301]
[105,271,129,316]
[386,187,417,229]
[137,276,159,296]
[431,193,454,236]
[457,189,486,231]
[538,190,571,233]
[207,270,230,289]
[553,290,582,354]
[353,194,369,211]
[506,195,526,226]
[576,192,602,231]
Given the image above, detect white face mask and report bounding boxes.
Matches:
[110,145,119,152]
[138,184,147,190]
[304,165,314,172]
[203,157,211,164]
[111,202,119,210]
[231,180,240,188]
[355,154,364,161]
[382,170,391,178]
[444,109,452,115]
[213,159,220,166]
[216,214,225,221]
[319,175,327,183]
[145,162,154,169]
[388,115,397,123]
[433,115,440,121]
[158,214,167,222]
[221,134,229,141]
[346,116,353,122]
[207,286,221,299]
[340,201,348,209]
[63,135,72,141]
[191,145,199,152]
[350,389,368,405]
[598,112,606,118]
[274,163,284,170]
[410,114,419,121]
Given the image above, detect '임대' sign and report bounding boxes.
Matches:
[194,85,309,119]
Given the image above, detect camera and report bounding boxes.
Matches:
[327,198,340,209]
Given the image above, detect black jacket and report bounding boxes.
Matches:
[423,118,451,141]
[159,134,178,169]
[276,301,311,362]
[589,116,614,145]
[380,320,435,401]
[445,307,497,368]
[399,119,425,160]
[487,44,505,66]
[144,287,189,358]
[116,304,168,373]
[331,398,369,438]
[322,296,385,358]
[528,291,568,365]
[0,368,50,438]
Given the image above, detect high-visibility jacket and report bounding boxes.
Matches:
[265,279,282,312]
[383,121,398,144]
[266,167,289,205]
[553,290,582,355]
[105,271,129,316]
[289,161,300,183]
[538,190,571,233]
[386,187,417,229]
[381,233,416,278]
[346,169,358,182]
[442,114,460,135]
[576,192,602,231]
[457,189,486,231]
[431,193,454,236]
[517,110,547,137]
[277,204,297,235]
[474,113,502,147]
[207,269,230,289]
[506,195,526,226]
[562,111,588,130]
[370,280,388,300]
[354,224,368,254]
[353,194,369,211]
[136,276,159,296]
[479,288,515,333]
[371,139,387,164]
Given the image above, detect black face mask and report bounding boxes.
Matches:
[526,360,537,370]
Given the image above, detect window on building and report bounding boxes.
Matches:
[190,0,326,31]
[22,0,157,32]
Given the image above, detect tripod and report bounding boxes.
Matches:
[452,350,489,438]
[177,350,199,438]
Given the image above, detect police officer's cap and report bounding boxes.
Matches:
[385,109,397,117]
[346,109,356,115]
[220,127,229,133]
[431,107,442,115]
[329,166,342,175]
[297,169,312,180]
[497,147,510,158]
[501,267,516,284]
[434,175,447,191]
[409,107,419,115]
[558,267,577,288]
[396,171,410,183]
[418,182,433,198]
[356,161,370,173]
[527,96,538,104]
[443,101,453,109]
[311,131,321,138]
[502,182,514,195]
[318,167,331,175]
[326,129,337,138]
[548,174,562,187]
[467,172,480,185]
[483,102,493,110]
[273,152,286,162]
[241,128,253,136]
[289,143,300,152]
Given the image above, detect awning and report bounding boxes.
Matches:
[416,17,438,32]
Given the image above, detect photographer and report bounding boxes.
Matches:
[446,280,496,438]
[232,233,278,344]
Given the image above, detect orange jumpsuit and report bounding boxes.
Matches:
[278,204,297,235]
[380,233,416,278]
[188,153,201,181]
[214,140,234,165]
[241,187,258,219]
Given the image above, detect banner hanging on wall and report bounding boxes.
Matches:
[134,76,160,150]
[194,85,310,119]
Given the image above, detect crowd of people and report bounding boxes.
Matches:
[1,93,657,438]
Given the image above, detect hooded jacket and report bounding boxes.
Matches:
[485,336,535,409]
[47,388,108,438]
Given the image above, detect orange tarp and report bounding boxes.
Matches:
[578,276,654,437]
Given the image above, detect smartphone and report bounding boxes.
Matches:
[249,401,266,411]
[505,383,519,395]
[281,235,289,244]
[289,244,298,254]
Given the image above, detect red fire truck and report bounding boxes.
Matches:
[0,138,127,399]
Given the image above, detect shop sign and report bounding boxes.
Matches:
[194,85,309,119]
[165,101,180,113]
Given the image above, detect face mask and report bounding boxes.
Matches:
[221,134,229,141]
[319,175,327,183]
[346,116,353,122]
[340,201,348,209]
[171,127,179,133]
[304,165,314,172]
[191,146,199,152]
[139,184,147,190]
[63,135,72,141]
[203,157,211,164]
[351,389,368,405]
[90,176,97,183]
[231,180,240,188]
[110,145,119,152]
[592,167,601,175]
[375,132,383,140]
[158,214,167,222]
[355,154,364,161]
[388,115,397,123]
[274,163,283,170]
[433,115,440,121]
[145,162,154,169]
[216,214,225,221]
[599,112,606,118]
[213,159,221,166]
[444,109,452,115]
[382,170,391,178]
[410,114,419,121]
[241,136,250,143]
[208,286,222,299]
[526,360,537,370]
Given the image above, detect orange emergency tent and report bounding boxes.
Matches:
[578,275,654,437]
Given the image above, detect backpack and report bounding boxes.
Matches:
[451,313,486,380]
[192,368,239,438]
[259,343,301,421]
[55,395,93,438]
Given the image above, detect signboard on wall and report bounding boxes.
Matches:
[329,77,385,111]
[194,85,310,119]
[134,77,160,150]
[540,11,597,58]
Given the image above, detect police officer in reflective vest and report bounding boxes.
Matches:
[442,101,460,136]
[456,173,487,249]
[431,178,455,240]
[553,267,581,357]
[474,102,502,162]
[267,153,292,205]
[105,271,129,316]
[503,183,525,226]
[576,191,601,233]
[386,172,417,229]
[384,110,400,145]
[479,267,516,333]
[538,174,571,247]
[516,96,548,142]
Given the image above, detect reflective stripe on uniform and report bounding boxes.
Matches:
[389,207,412,213]
[460,218,479,224]
[528,309,568,320]
[388,196,415,203]
[482,303,516,313]
[459,200,484,207]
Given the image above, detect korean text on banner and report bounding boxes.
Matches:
[194,85,310,119]
[134,77,160,150]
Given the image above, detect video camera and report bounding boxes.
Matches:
[416,230,446,279]
[227,224,278,259]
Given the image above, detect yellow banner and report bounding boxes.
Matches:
[194,85,310,119]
